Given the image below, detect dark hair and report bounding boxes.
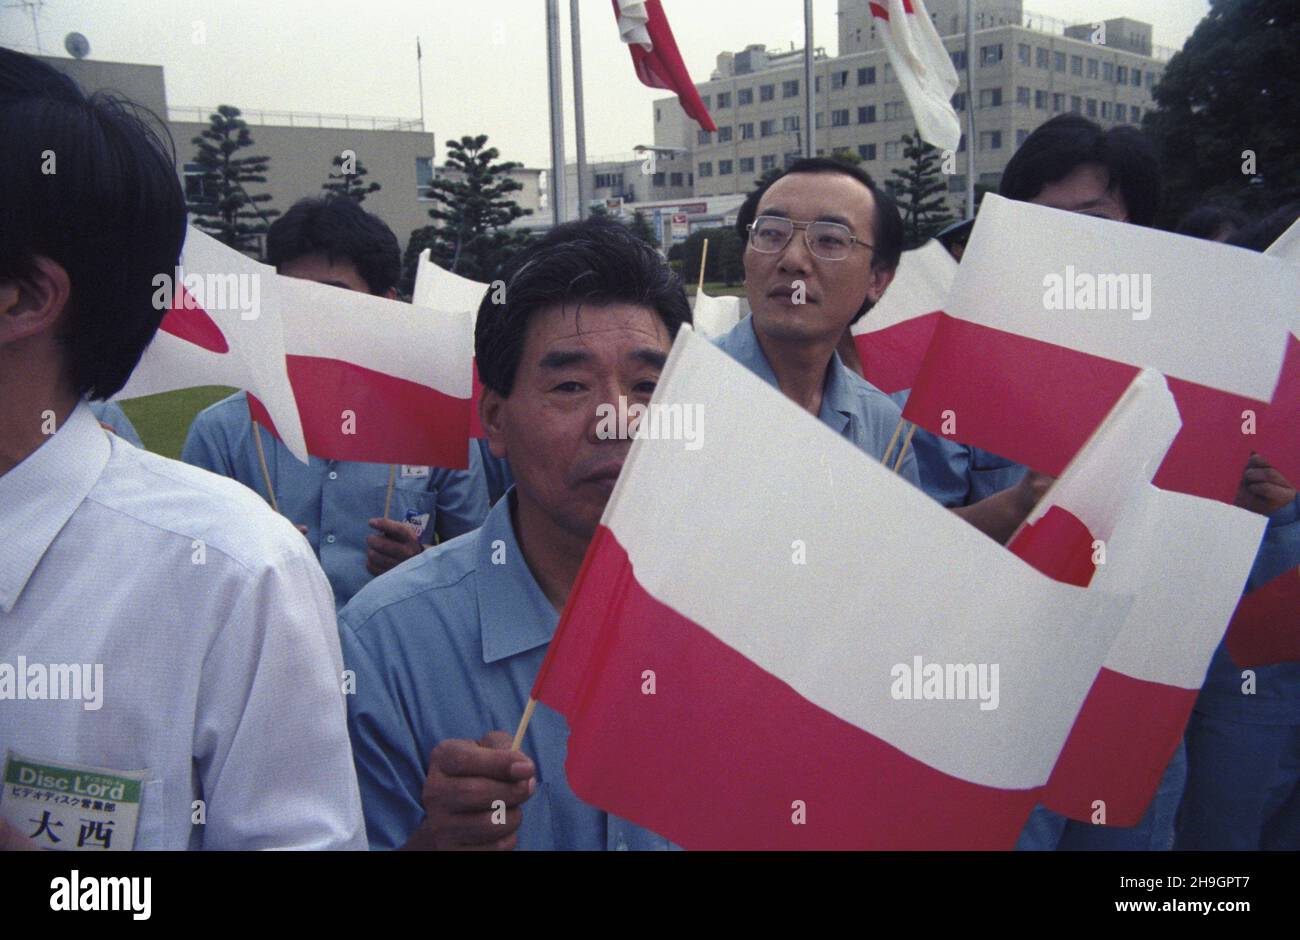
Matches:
[1176,204,1248,242]
[735,158,904,272]
[1226,203,1300,253]
[266,195,400,295]
[476,217,691,397]
[999,114,1161,226]
[0,49,186,399]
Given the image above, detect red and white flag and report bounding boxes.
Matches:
[531,326,1132,850]
[411,248,490,438]
[691,288,744,340]
[1255,220,1300,487]
[613,0,716,132]
[1007,370,1267,824]
[902,194,1299,504]
[1224,568,1300,668]
[851,238,955,393]
[868,0,961,152]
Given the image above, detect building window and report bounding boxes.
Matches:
[699,161,713,178]
[760,118,777,137]
[857,66,875,85]
[1016,129,1029,147]
[979,87,1002,108]
[858,143,877,160]
[413,156,433,199]
[947,174,967,193]
[652,172,665,186]
[884,64,895,83]
[739,156,755,173]
[1071,95,1082,113]
[1086,98,1097,117]
[1103,61,1115,82]
[1147,71,1157,89]
[1017,43,1030,65]
[979,130,1002,150]
[1131,69,1142,87]
[701,95,711,109]
[1130,105,1141,123]
[951,50,967,70]
[885,140,901,160]
[740,122,755,140]
[782,79,800,98]
[831,70,848,91]
[1052,92,1065,112]
[885,100,904,120]
[718,159,733,175]
[670,172,684,186]
[1054,51,1066,72]
[1087,59,1099,79]
[1035,47,1049,69]
[1100,101,1111,119]
[760,84,775,102]
[815,76,822,93]
[718,126,733,142]
[1016,86,1030,106]
[1034,89,1048,109]
[1070,55,1082,75]
[980,44,1003,66]
[952,92,966,111]
[698,129,711,145]
[815,112,825,129]
[858,105,876,124]
[1116,65,1127,85]
[717,91,731,109]
[783,115,801,132]
[831,109,849,127]
[656,107,662,123]
[761,154,778,171]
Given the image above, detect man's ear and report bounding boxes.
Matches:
[863,263,897,306]
[479,387,508,461]
[0,256,72,348]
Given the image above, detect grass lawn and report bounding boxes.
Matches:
[118,386,236,460]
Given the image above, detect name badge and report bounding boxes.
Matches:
[2,751,147,851]
[403,511,431,540]
[400,465,430,479]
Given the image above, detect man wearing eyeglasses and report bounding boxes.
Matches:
[718,158,919,484]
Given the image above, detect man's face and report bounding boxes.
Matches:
[743,171,894,346]
[1029,163,1129,221]
[482,303,672,543]
[278,251,374,295]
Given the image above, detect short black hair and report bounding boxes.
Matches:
[0,49,186,400]
[1176,204,1248,242]
[266,196,401,295]
[999,114,1161,226]
[735,158,904,272]
[476,217,691,397]
[1226,203,1300,253]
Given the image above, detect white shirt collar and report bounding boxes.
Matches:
[0,402,110,613]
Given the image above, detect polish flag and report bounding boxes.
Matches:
[902,195,1298,504]
[613,0,716,132]
[868,0,961,152]
[411,248,490,438]
[531,326,1132,850]
[691,288,744,340]
[1256,222,1300,486]
[1224,567,1300,668]
[1007,370,1268,824]
[115,227,309,460]
[851,238,955,394]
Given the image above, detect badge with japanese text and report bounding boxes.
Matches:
[2,752,146,851]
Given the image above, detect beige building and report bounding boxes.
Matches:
[657,0,1174,213]
[37,54,545,253]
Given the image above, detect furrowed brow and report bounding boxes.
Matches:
[539,349,591,371]
[632,349,668,370]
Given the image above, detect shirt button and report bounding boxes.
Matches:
[325,534,337,544]
[328,471,338,480]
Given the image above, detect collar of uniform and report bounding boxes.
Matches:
[0,402,111,613]
[726,316,851,435]
[476,491,560,664]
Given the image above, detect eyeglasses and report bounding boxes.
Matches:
[746,215,874,262]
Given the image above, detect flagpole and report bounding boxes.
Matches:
[891,423,918,473]
[416,37,426,131]
[383,464,397,520]
[803,0,815,159]
[882,417,905,466]
[545,0,568,226]
[250,417,279,514]
[697,238,710,295]
[964,0,977,219]
[571,0,589,221]
[512,698,537,751]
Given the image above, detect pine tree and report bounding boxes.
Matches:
[628,210,660,249]
[322,152,382,202]
[188,105,279,255]
[888,131,955,249]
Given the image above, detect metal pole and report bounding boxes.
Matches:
[965,0,977,219]
[417,37,426,131]
[571,0,589,220]
[803,0,815,158]
[546,0,567,225]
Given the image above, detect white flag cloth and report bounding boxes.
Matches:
[691,288,744,340]
[869,0,962,152]
[411,248,490,318]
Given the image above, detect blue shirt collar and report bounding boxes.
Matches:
[721,317,854,434]
[475,491,561,664]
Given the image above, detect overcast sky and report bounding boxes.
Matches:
[2,1,1211,168]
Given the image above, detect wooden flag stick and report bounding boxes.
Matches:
[697,238,710,296]
[512,698,537,752]
[250,417,279,514]
[892,423,918,474]
[383,464,397,520]
[882,417,905,466]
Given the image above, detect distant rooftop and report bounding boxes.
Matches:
[168,106,425,132]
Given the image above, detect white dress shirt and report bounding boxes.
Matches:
[0,402,365,850]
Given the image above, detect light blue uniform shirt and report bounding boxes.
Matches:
[887,389,1027,507]
[181,391,489,609]
[88,400,143,448]
[476,438,515,506]
[714,318,920,486]
[339,493,675,851]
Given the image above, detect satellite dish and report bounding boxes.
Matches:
[65,32,91,60]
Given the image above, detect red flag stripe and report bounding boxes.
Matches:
[853,310,942,394]
[1224,568,1300,668]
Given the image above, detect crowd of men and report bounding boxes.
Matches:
[1,47,1296,851]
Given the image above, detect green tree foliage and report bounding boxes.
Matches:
[627,209,660,249]
[888,131,954,249]
[1144,0,1300,227]
[322,152,382,202]
[187,105,279,255]
[403,134,532,288]
[677,227,745,286]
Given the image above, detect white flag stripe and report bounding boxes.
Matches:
[852,238,955,335]
[691,289,744,339]
[954,195,1296,400]
[1265,215,1300,262]
[604,327,1131,790]
[411,248,490,320]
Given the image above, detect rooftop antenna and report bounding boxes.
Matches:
[64,31,90,60]
[3,0,47,53]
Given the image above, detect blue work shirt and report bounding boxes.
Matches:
[887,389,1028,507]
[181,391,489,609]
[714,318,921,486]
[88,400,143,448]
[339,493,675,851]
[476,438,515,506]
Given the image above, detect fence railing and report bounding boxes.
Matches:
[169,106,425,131]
